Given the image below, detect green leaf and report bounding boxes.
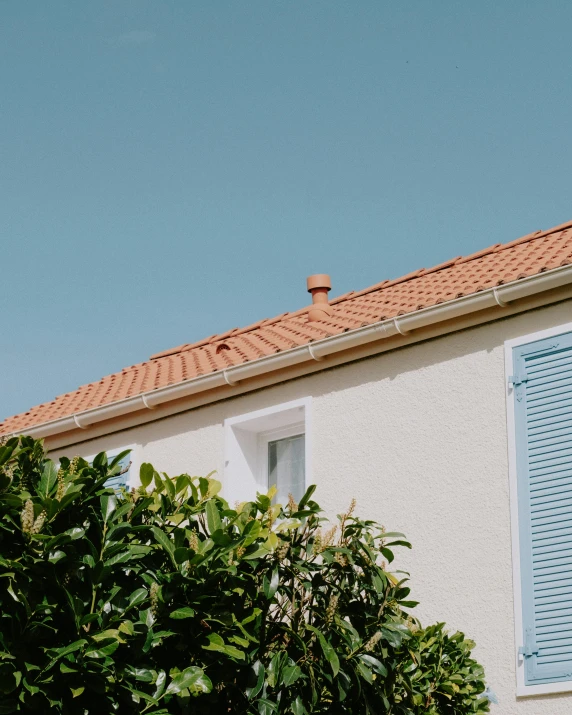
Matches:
[48,550,66,563]
[307,626,339,676]
[357,662,373,683]
[0,445,15,468]
[206,500,221,533]
[119,620,135,636]
[153,670,167,699]
[282,664,302,686]
[359,654,387,676]
[0,667,21,695]
[151,526,176,566]
[291,696,307,715]
[108,449,131,472]
[202,633,245,660]
[246,660,265,700]
[92,451,108,469]
[130,689,159,705]
[126,667,157,682]
[266,652,282,688]
[140,463,154,489]
[38,460,57,498]
[125,588,148,612]
[207,478,222,497]
[0,472,11,491]
[165,666,212,696]
[174,547,193,563]
[100,493,117,523]
[65,526,86,540]
[257,698,278,715]
[263,566,280,600]
[297,484,316,509]
[169,607,195,620]
[163,474,176,500]
[85,638,119,658]
[154,471,164,492]
[43,639,87,672]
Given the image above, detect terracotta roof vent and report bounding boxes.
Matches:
[307,274,333,322]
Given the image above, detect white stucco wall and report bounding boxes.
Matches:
[52,299,572,714]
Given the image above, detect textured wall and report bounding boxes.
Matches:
[52,300,572,713]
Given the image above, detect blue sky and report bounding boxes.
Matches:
[2,1,572,421]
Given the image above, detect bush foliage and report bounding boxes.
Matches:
[0,436,489,714]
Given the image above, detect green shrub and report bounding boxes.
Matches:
[0,436,490,714]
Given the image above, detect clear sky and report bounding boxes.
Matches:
[2,1,572,421]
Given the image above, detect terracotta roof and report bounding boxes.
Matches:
[3,219,572,435]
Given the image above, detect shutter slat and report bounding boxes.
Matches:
[529,429,572,449]
[528,405,572,426]
[532,518,572,535]
[535,587,572,602]
[538,619,572,632]
[529,434,572,453]
[527,395,572,414]
[535,575,572,589]
[529,418,572,437]
[526,350,572,368]
[530,465,572,482]
[527,356,572,378]
[531,497,572,513]
[531,479,572,496]
[533,558,572,575]
[528,375,572,396]
[533,526,572,543]
[533,533,572,549]
[515,333,572,685]
[530,455,572,474]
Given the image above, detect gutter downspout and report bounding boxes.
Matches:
[12,262,572,440]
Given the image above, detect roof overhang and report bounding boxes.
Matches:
[8,262,572,448]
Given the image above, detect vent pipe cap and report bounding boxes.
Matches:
[306,274,333,321]
[306,274,332,293]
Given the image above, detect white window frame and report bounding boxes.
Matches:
[505,320,572,697]
[223,397,311,506]
[258,423,305,497]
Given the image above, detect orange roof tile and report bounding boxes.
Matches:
[3,219,572,435]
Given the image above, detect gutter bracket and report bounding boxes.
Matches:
[141,394,155,410]
[308,344,324,361]
[223,370,238,387]
[393,318,410,336]
[73,415,88,430]
[493,288,508,308]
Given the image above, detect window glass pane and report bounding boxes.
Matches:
[268,434,305,505]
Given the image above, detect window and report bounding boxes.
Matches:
[507,325,572,696]
[224,398,311,507]
[103,450,133,493]
[84,446,136,493]
[268,433,305,505]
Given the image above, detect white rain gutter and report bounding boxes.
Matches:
[14,262,572,440]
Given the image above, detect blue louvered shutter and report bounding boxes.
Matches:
[105,451,131,493]
[513,331,572,685]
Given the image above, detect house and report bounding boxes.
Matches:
[4,219,572,711]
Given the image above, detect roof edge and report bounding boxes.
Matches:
[7,260,572,441]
